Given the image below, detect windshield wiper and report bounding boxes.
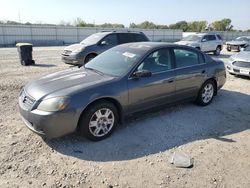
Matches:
[84,66,104,75]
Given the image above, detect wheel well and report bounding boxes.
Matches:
[207,78,218,95]
[84,53,98,63]
[86,53,97,58]
[77,97,123,128]
[217,45,222,49]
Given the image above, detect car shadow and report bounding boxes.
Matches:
[234,75,250,80]
[210,54,231,59]
[33,63,56,67]
[45,89,250,162]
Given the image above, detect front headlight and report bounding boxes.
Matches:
[37,97,70,112]
[71,48,84,55]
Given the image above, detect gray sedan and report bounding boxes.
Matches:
[18,42,226,141]
[227,46,250,77]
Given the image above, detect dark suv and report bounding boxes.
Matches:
[61,31,149,65]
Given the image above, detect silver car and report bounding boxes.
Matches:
[226,36,250,52]
[227,46,250,77]
[175,33,223,55]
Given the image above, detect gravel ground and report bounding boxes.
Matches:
[0,46,249,188]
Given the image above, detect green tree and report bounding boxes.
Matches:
[99,23,125,28]
[75,18,86,27]
[187,21,207,32]
[169,21,188,31]
[211,18,233,31]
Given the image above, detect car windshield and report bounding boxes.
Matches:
[84,46,144,77]
[80,33,106,45]
[183,35,202,41]
[235,37,248,41]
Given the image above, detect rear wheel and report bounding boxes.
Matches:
[196,80,216,106]
[79,101,118,141]
[214,46,221,55]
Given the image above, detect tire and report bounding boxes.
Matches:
[196,80,216,106]
[214,46,221,55]
[79,101,119,141]
[227,48,231,52]
[84,54,96,64]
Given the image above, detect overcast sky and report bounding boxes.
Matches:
[0,0,250,30]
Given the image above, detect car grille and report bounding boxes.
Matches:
[20,90,35,109]
[233,61,250,68]
[62,50,72,56]
[233,69,240,73]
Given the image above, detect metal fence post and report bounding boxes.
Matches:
[55,26,58,41]
[30,25,33,42]
[1,25,6,46]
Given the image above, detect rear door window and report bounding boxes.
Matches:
[118,33,136,44]
[208,35,216,41]
[173,48,200,68]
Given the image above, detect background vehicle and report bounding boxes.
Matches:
[227,45,250,77]
[61,31,149,65]
[226,36,250,52]
[19,42,226,141]
[175,33,223,55]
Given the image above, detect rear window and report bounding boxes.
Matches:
[135,34,149,42]
[216,34,222,40]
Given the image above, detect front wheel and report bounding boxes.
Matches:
[196,80,216,106]
[79,101,119,141]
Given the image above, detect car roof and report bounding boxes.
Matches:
[97,31,145,35]
[192,33,220,36]
[118,42,197,51]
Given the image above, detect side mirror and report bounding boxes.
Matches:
[201,38,207,42]
[132,70,152,78]
[100,41,108,46]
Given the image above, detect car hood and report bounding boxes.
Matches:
[24,68,114,100]
[231,51,250,62]
[64,43,88,52]
[175,41,199,46]
[226,41,247,45]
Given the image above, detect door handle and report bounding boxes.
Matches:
[163,79,174,83]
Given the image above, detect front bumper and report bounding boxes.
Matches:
[226,44,242,51]
[18,96,78,138]
[227,64,250,77]
[61,55,84,65]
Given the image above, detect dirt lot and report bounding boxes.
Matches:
[0,46,249,188]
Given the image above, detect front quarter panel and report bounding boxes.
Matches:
[68,78,129,124]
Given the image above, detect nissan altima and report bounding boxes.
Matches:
[18,42,226,141]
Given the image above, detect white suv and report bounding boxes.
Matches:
[175,33,223,55]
